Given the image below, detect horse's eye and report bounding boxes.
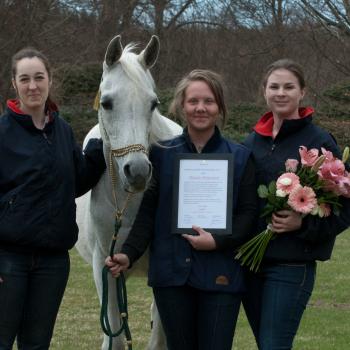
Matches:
[151,99,159,111]
[101,98,113,110]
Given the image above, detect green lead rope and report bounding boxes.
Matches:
[100,217,133,350]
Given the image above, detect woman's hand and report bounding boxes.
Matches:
[271,210,302,234]
[105,253,130,277]
[182,225,217,250]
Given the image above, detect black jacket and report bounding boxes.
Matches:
[244,107,350,262]
[0,100,106,253]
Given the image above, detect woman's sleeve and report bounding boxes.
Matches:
[73,137,106,197]
[121,170,159,266]
[213,156,258,250]
[297,197,350,243]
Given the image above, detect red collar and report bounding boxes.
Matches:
[7,99,57,121]
[7,99,24,114]
[254,107,314,136]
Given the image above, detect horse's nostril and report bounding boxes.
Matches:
[123,161,152,186]
[124,164,131,178]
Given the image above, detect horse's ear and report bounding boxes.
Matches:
[138,35,160,69]
[105,35,123,67]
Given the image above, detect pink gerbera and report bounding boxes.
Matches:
[276,172,300,194]
[287,186,317,214]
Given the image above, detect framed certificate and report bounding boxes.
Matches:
[172,153,234,235]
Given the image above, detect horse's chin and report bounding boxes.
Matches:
[124,183,147,194]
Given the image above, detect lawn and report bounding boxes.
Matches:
[51,229,350,349]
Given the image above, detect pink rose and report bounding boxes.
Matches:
[285,159,299,172]
[299,146,319,167]
[276,172,300,194]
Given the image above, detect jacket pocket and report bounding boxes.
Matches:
[0,195,16,221]
[0,188,27,242]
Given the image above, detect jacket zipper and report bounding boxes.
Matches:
[42,131,52,144]
[270,142,276,154]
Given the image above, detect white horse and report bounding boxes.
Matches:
[76,35,182,350]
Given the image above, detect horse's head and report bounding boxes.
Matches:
[98,35,160,193]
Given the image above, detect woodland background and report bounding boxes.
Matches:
[0,0,350,146]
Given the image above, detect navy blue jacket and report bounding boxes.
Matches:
[244,107,350,262]
[122,127,257,293]
[0,100,106,253]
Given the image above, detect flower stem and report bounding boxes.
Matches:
[235,229,275,272]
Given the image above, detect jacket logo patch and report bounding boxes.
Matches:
[215,275,229,285]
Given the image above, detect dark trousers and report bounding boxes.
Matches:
[0,249,70,350]
[153,285,241,350]
[243,262,316,350]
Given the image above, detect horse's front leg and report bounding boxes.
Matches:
[92,247,125,350]
[147,300,168,350]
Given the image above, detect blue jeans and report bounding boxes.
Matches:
[243,262,316,350]
[0,249,70,350]
[153,285,241,350]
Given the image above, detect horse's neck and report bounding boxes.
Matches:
[150,110,182,142]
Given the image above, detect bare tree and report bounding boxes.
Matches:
[298,0,350,76]
[300,0,350,37]
[91,0,141,44]
[0,0,63,105]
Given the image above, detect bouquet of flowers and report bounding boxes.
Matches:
[235,145,350,272]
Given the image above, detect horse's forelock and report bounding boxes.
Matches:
[118,44,156,94]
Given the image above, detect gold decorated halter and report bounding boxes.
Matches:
[108,144,148,220]
[111,144,148,158]
[94,89,149,218]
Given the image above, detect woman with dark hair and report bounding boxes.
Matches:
[242,58,350,350]
[105,69,257,350]
[0,48,105,349]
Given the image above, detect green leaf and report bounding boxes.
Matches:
[257,185,269,198]
[260,203,275,218]
[268,181,276,194]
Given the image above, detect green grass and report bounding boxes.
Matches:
[51,229,350,349]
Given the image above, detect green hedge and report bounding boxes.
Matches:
[62,101,349,149]
[57,68,349,149]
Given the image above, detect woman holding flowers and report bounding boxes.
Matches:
[241,58,350,350]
